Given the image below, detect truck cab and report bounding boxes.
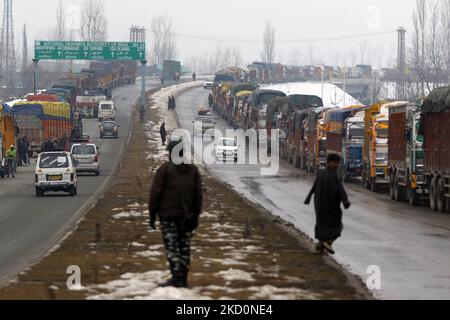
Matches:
[363,102,391,192]
[342,111,365,180]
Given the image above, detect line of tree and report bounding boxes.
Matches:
[408,0,450,97]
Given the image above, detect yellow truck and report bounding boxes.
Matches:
[1,103,16,176]
[362,101,391,192]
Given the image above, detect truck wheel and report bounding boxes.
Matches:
[430,177,438,211]
[36,187,44,197]
[409,188,420,207]
[437,178,446,213]
[390,176,396,200]
[394,178,404,202]
[293,153,300,168]
[370,179,378,193]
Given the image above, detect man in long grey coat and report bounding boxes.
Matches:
[305,154,351,255]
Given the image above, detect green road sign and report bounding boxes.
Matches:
[34,41,145,61]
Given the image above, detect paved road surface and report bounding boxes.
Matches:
[0,79,161,286]
[176,87,450,300]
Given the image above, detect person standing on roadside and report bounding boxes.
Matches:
[21,136,30,166]
[149,139,203,288]
[5,145,17,178]
[304,154,351,255]
[160,122,167,146]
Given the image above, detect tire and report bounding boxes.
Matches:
[430,177,438,211]
[437,178,446,213]
[36,187,44,197]
[390,175,396,200]
[394,178,404,202]
[95,171,100,176]
[409,188,420,207]
[371,178,378,193]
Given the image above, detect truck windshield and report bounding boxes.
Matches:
[349,127,364,139]
[415,122,424,143]
[376,123,389,139]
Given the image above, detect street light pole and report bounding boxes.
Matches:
[140,59,147,115]
[32,59,39,95]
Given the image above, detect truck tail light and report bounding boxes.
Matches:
[94,155,99,163]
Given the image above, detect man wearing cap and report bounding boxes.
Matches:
[305,154,351,255]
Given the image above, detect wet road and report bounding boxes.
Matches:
[176,87,450,300]
[0,79,161,286]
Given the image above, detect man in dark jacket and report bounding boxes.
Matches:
[42,139,54,152]
[304,154,351,255]
[149,140,203,288]
[159,122,167,146]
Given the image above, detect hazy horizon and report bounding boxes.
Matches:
[9,0,418,68]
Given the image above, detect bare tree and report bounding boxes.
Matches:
[150,14,177,65]
[79,0,108,42]
[261,21,275,63]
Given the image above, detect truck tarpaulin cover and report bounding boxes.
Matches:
[12,102,72,120]
[0,103,12,115]
[422,86,450,113]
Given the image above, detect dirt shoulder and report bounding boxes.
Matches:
[0,84,373,300]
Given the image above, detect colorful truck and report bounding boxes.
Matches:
[0,103,16,172]
[362,101,391,192]
[75,92,107,118]
[12,102,74,155]
[387,102,425,205]
[325,107,365,181]
[421,87,450,212]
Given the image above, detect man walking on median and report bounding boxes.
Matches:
[149,139,203,288]
[304,154,351,255]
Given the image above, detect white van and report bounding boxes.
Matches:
[35,152,78,197]
[98,101,116,122]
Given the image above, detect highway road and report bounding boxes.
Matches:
[176,87,450,300]
[0,78,161,286]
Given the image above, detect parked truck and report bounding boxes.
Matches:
[387,102,426,206]
[325,107,365,181]
[247,89,286,131]
[362,101,391,192]
[0,103,16,175]
[75,91,107,118]
[12,102,74,155]
[162,60,182,82]
[421,87,450,212]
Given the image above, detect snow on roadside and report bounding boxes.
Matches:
[87,271,211,300]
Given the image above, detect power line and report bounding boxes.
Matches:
[175,30,396,44]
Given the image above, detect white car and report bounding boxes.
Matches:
[203,81,213,89]
[98,101,116,122]
[71,143,100,176]
[35,152,77,197]
[215,138,238,162]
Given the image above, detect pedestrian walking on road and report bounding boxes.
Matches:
[149,139,203,288]
[42,139,54,152]
[171,96,177,110]
[208,93,213,108]
[304,154,351,255]
[5,145,17,178]
[17,138,23,167]
[21,137,30,166]
[160,122,167,146]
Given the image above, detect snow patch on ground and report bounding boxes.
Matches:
[112,211,147,219]
[87,271,211,300]
[217,269,255,282]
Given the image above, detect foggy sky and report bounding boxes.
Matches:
[11,0,417,68]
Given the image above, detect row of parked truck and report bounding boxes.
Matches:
[210,74,450,213]
[0,61,135,163]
